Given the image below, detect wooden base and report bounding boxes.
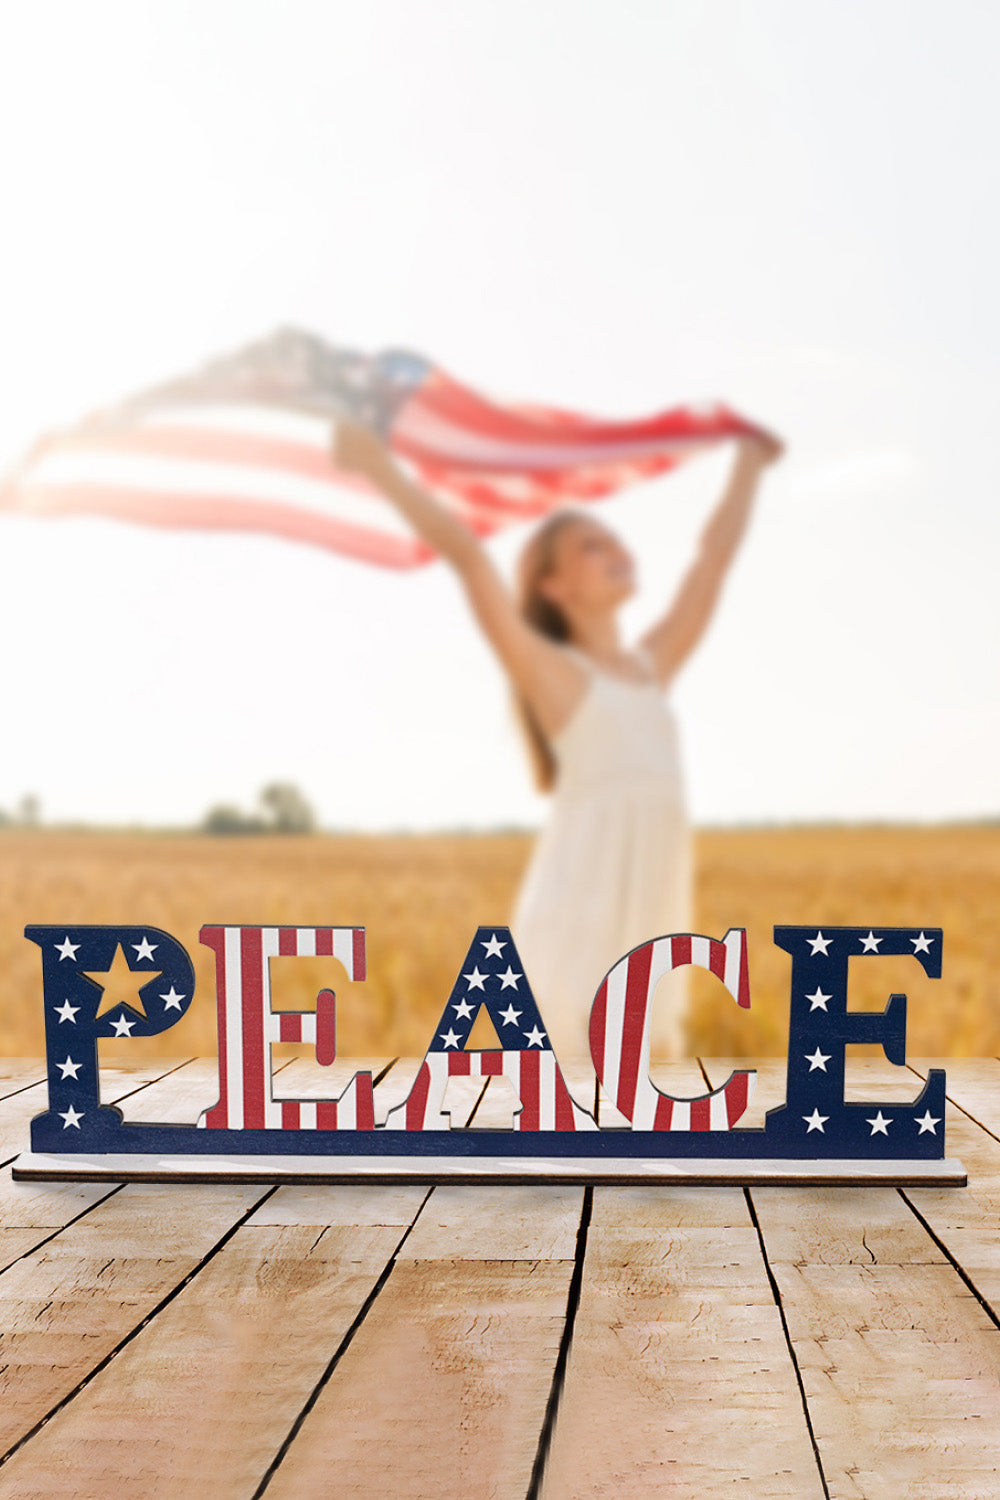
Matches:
[12,1149,968,1186]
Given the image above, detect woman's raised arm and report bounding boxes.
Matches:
[332,421,586,739]
[639,432,783,687]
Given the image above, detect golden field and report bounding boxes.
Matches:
[0,823,997,1061]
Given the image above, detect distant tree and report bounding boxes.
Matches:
[257,781,316,834]
[200,782,316,836]
[16,794,40,827]
[201,804,266,836]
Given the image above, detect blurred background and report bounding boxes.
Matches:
[0,0,997,1060]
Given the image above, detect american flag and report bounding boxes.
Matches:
[0,327,765,569]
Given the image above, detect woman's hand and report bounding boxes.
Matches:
[331,418,394,482]
[737,428,785,468]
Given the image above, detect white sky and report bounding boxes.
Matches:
[0,0,996,830]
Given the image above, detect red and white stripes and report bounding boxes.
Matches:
[589,930,754,1131]
[198,924,367,1131]
[195,921,755,1136]
[1,334,763,570]
[383,1049,597,1133]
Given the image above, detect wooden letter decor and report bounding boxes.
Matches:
[13,923,964,1185]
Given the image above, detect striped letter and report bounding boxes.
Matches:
[198,925,373,1132]
[588,930,755,1130]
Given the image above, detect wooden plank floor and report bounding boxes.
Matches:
[0,1057,998,1499]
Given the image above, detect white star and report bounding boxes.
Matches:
[439,1028,461,1049]
[916,1110,941,1135]
[59,1105,84,1129]
[55,1000,79,1024]
[499,1004,522,1026]
[910,931,934,954]
[806,1048,831,1072]
[498,966,522,990]
[111,1015,136,1036]
[160,986,185,1011]
[803,1108,828,1133]
[806,987,832,1012]
[481,933,506,959]
[453,998,475,1021]
[808,931,832,955]
[860,930,882,953]
[56,936,80,961]
[867,1111,892,1136]
[57,1055,82,1080]
[463,967,488,991]
[132,937,158,963]
[523,1025,546,1048]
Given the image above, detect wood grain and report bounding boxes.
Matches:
[704,1057,1000,1499]
[1,1056,999,1498]
[0,1061,46,1096]
[0,1063,269,1458]
[542,1184,824,1499]
[0,1063,479,1496]
[0,1060,196,1268]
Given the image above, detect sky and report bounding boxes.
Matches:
[0,0,997,830]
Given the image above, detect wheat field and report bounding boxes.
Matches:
[1,824,997,1062]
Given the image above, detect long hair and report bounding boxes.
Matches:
[513,509,588,793]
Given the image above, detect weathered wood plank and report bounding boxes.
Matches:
[889,1059,1000,1319]
[704,1058,1000,1500]
[269,1259,571,1500]
[0,1063,498,1496]
[0,1062,270,1460]
[249,1075,584,1500]
[112,1057,223,1125]
[0,1217,423,1498]
[399,1183,581,1262]
[0,1060,197,1267]
[0,1061,47,1097]
[540,1058,823,1497]
[911,1057,1000,1138]
[542,1184,824,1499]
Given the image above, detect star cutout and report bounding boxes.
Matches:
[56,936,80,961]
[481,934,506,959]
[867,1111,892,1136]
[808,931,832,955]
[806,987,832,1012]
[59,1105,84,1129]
[160,986,186,1012]
[916,1110,941,1135]
[452,998,475,1021]
[57,1055,82,1080]
[523,1025,546,1048]
[84,943,160,1021]
[910,931,934,954]
[806,1048,831,1072]
[860,930,882,953]
[803,1108,828,1133]
[111,1015,136,1036]
[55,1000,79,1024]
[132,936,158,963]
[499,1004,522,1026]
[439,1028,462,1049]
[463,967,488,991]
[498,966,522,990]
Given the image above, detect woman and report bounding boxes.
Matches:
[334,418,783,1060]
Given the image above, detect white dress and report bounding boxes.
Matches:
[511,645,693,1062]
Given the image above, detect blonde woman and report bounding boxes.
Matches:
[334,420,782,1061]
